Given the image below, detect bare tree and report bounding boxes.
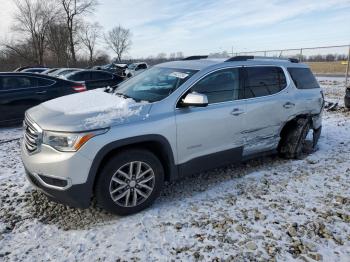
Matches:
[79,22,102,66]
[12,0,58,65]
[46,22,71,66]
[176,52,184,59]
[105,25,132,62]
[157,53,167,59]
[2,40,36,64]
[169,52,176,60]
[60,0,98,65]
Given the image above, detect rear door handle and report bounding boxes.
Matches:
[283,102,295,109]
[231,108,245,116]
[36,91,47,94]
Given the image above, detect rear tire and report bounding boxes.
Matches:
[95,149,164,215]
[278,118,312,159]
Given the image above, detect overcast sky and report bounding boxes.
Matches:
[1,0,350,58]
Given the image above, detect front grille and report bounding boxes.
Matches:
[24,117,41,154]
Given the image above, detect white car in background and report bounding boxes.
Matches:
[49,68,84,78]
[125,62,148,78]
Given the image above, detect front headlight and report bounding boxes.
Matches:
[42,129,108,152]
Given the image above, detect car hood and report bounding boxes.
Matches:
[27,89,151,132]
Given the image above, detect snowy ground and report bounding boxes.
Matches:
[0,78,349,261]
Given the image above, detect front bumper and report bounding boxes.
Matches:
[25,169,91,208]
[21,141,94,208]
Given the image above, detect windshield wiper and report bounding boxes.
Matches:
[115,92,132,99]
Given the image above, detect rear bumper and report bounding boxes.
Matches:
[25,169,91,208]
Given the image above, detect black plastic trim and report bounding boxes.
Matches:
[182,56,208,61]
[225,56,254,62]
[26,170,91,208]
[178,146,243,178]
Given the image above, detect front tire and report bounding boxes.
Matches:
[95,149,164,215]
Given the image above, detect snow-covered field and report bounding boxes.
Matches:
[0,78,349,261]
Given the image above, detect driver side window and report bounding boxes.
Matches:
[190,68,240,104]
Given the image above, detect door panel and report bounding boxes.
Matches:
[175,67,245,167]
[243,91,294,155]
[87,72,112,90]
[0,76,39,123]
[37,78,60,101]
[175,100,246,165]
[242,66,294,155]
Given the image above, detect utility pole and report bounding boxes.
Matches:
[345,44,350,89]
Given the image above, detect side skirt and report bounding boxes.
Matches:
[177,146,243,178]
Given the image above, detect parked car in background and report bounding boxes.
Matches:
[0,73,86,125]
[21,56,324,215]
[95,63,128,77]
[125,62,148,78]
[41,68,59,75]
[63,70,124,90]
[21,68,49,74]
[49,68,84,78]
[14,66,31,72]
[14,66,46,72]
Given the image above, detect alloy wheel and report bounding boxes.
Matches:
[109,161,155,207]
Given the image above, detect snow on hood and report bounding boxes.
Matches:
[41,89,147,129]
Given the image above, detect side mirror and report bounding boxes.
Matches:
[180,92,208,107]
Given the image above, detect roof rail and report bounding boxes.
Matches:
[225,56,299,63]
[288,58,299,63]
[225,56,254,62]
[182,55,208,61]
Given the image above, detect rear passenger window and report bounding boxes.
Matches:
[191,68,240,104]
[37,78,55,87]
[0,76,37,90]
[244,67,287,98]
[71,72,91,81]
[288,68,319,89]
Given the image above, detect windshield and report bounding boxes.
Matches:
[115,67,197,102]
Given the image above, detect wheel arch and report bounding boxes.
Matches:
[85,135,178,202]
[279,113,320,139]
[278,113,321,153]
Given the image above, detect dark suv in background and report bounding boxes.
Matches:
[63,70,124,90]
[345,87,350,108]
[0,73,86,125]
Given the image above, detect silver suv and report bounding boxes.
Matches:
[21,56,324,215]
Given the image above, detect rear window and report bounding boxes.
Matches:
[288,68,319,89]
[244,66,287,98]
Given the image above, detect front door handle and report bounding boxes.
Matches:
[283,102,295,109]
[231,108,244,116]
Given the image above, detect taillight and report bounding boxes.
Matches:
[72,84,87,92]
